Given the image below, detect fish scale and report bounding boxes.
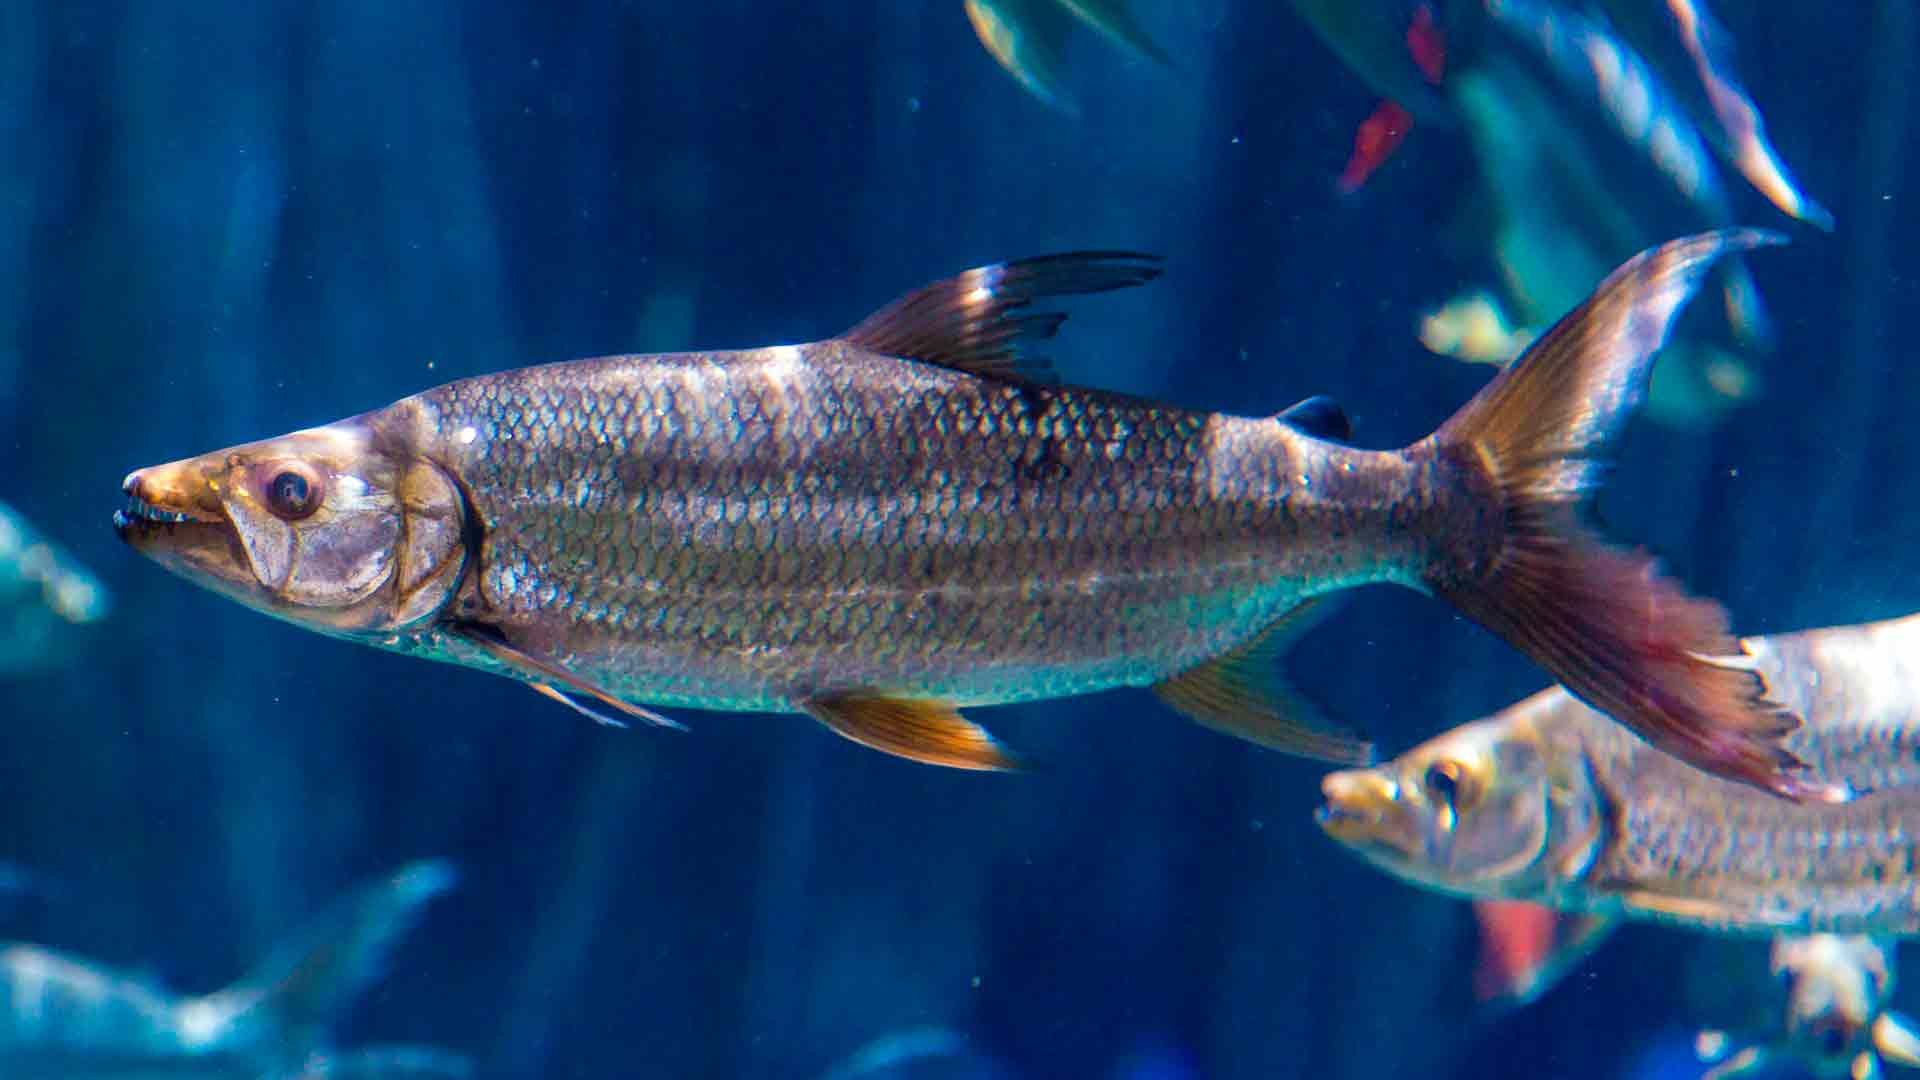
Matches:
[421,345,1348,711]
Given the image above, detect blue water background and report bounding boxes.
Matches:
[0,3,1912,1077]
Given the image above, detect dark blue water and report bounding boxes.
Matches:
[1,3,1912,1077]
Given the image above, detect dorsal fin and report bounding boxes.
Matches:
[839,251,1161,382]
[1277,395,1353,442]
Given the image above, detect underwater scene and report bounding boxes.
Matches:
[3,1,1916,1077]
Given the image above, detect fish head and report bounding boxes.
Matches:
[1315,715,1563,900]
[116,415,467,635]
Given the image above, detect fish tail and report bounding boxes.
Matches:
[207,860,457,1063]
[1423,230,1821,801]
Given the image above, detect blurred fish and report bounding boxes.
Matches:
[1325,2,1449,194]
[1612,0,1833,229]
[0,860,464,1079]
[819,1027,1011,1080]
[119,233,1809,795]
[0,500,110,676]
[1695,935,1920,1080]
[1290,0,1454,127]
[1304,0,1830,228]
[1472,0,1778,354]
[1318,612,1920,935]
[1440,24,1767,425]
[1418,290,1532,367]
[964,0,1169,113]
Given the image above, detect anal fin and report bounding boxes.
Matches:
[453,624,686,731]
[1151,600,1374,765]
[803,693,1017,771]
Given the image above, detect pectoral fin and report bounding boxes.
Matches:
[1151,600,1374,765]
[1470,899,1620,1008]
[1611,886,1790,930]
[803,693,1017,771]
[452,623,686,731]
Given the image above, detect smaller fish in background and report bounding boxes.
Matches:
[819,1027,1012,1080]
[964,0,1170,113]
[1317,612,1920,936]
[1661,0,1833,230]
[1307,1,1448,193]
[1290,1,1454,127]
[0,859,465,1079]
[1337,4,1447,193]
[0,501,110,676]
[1695,936,1920,1080]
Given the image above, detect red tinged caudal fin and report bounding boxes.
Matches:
[1425,230,1832,802]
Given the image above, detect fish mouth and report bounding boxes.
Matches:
[113,470,226,540]
[1315,769,1420,863]
[111,467,252,600]
[1312,800,1380,839]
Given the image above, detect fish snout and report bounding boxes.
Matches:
[114,460,227,540]
[1314,769,1399,840]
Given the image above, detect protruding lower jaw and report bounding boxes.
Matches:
[113,461,256,599]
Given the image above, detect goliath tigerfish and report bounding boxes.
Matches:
[0,859,466,1079]
[117,231,1813,797]
[1318,611,1920,935]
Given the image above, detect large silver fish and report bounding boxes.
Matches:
[117,232,1813,797]
[1318,612,1920,934]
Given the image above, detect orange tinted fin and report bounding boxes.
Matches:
[453,624,687,731]
[1425,230,1829,802]
[1471,899,1619,1009]
[1151,600,1375,765]
[803,693,1017,771]
[839,251,1161,383]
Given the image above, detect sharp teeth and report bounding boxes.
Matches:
[120,496,191,524]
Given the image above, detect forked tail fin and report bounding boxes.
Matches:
[201,859,457,1067]
[1425,230,1829,801]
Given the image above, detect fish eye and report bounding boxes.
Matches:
[262,463,323,520]
[1424,760,1462,806]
